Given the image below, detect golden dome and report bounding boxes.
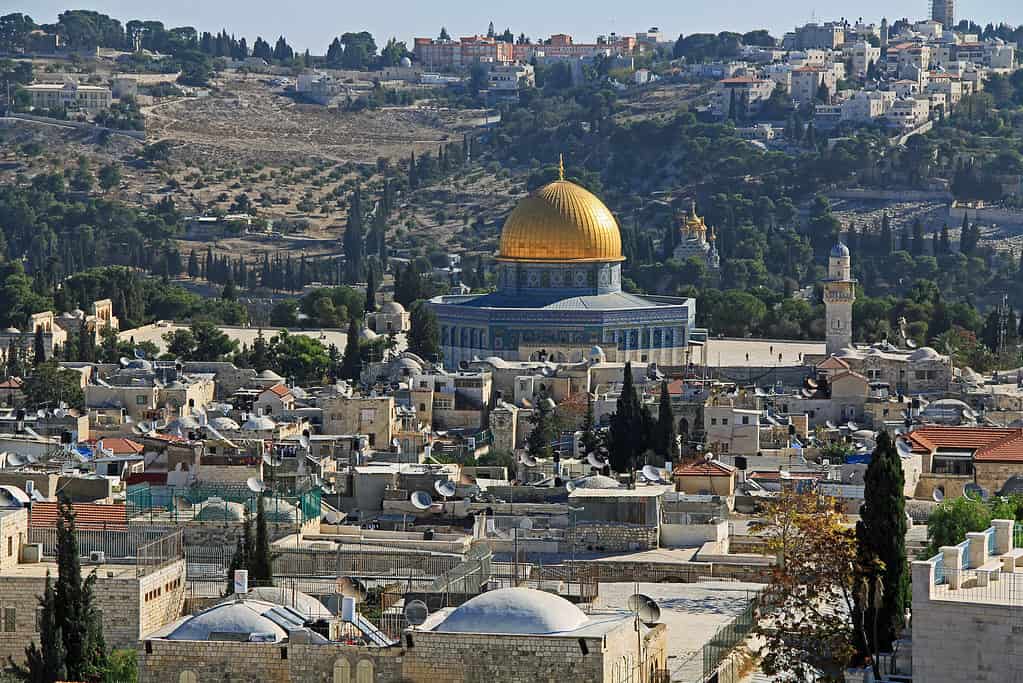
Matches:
[498,180,623,262]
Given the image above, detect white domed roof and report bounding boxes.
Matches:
[834,346,860,359]
[3,327,19,334]
[380,301,405,315]
[168,415,200,431]
[572,474,620,489]
[196,499,246,521]
[435,588,588,635]
[358,327,379,341]
[258,369,283,380]
[218,588,331,620]
[243,415,277,431]
[399,56,412,68]
[166,600,301,642]
[210,417,241,431]
[830,242,850,258]
[909,347,940,362]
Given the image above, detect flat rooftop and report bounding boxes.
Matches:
[705,338,824,367]
[595,580,764,682]
[0,561,138,580]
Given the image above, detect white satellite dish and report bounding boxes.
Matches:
[519,517,533,531]
[119,357,132,367]
[627,593,661,625]
[324,510,342,524]
[896,438,914,457]
[906,339,918,349]
[247,477,266,493]
[933,487,945,502]
[53,408,66,419]
[404,600,429,628]
[519,453,538,467]
[392,438,401,449]
[7,454,26,467]
[138,421,152,433]
[565,480,577,493]
[36,409,46,419]
[299,434,310,450]
[586,452,605,468]
[825,420,837,430]
[434,480,456,498]
[846,421,858,431]
[641,465,666,484]
[410,490,433,510]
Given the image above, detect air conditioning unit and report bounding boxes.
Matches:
[20,543,42,564]
[89,551,106,564]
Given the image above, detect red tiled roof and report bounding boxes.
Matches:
[265,383,293,398]
[0,377,23,389]
[29,502,128,530]
[817,356,851,370]
[674,460,735,477]
[906,426,1023,462]
[90,438,144,455]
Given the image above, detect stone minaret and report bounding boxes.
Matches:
[824,241,856,355]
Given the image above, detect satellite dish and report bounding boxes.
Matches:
[138,421,152,433]
[324,510,342,524]
[933,487,945,502]
[392,438,401,449]
[846,421,858,431]
[627,594,661,625]
[964,483,989,501]
[565,479,577,493]
[519,453,538,467]
[806,378,819,390]
[35,409,46,419]
[25,454,38,464]
[247,477,266,493]
[434,480,456,498]
[825,420,837,430]
[906,339,918,349]
[53,408,67,419]
[262,454,284,467]
[119,357,132,367]
[587,452,605,468]
[896,438,914,457]
[519,517,533,531]
[641,465,666,484]
[410,490,433,510]
[404,600,429,627]
[299,434,310,450]
[7,454,25,467]
[131,424,144,435]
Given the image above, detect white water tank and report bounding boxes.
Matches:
[341,596,356,622]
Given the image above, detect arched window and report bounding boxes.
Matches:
[179,672,198,683]
[355,659,374,683]
[333,658,351,683]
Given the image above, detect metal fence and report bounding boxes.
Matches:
[127,482,320,524]
[932,553,945,585]
[28,525,173,559]
[1014,525,1023,549]
[702,591,760,681]
[136,529,185,578]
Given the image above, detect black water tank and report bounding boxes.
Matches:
[734,455,748,471]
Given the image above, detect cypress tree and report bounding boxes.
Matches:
[940,225,952,254]
[879,213,892,255]
[33,325,46,366]
[250,496,273,585]
[855,431,909,654]
[16,572,67,681]
[580,397,599,455]
[911,219,924,255]
[365,266,378,314]
[608,362,642,474]
[526,396,554,460]
[340,317,362,381]
[653,379,676,460]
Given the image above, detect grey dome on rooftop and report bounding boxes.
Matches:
[435,587,588,635]
[831,242,850,258]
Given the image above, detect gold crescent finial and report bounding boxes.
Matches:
[558,154,565,181]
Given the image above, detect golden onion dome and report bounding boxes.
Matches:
[498,180,623,262]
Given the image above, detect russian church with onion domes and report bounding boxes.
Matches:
[428,166,706,370]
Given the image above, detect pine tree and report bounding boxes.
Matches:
[4,340,19,377]
[526,393,555,460]
[340,317,362,381]
[225,509,254,595]
[940,225,952,254]
[408,151,418,189]
[250,329,270,373]
[653,380,676,459]
[911,218,924,256]
[187,250,199,278]
[854,432,908,655]
[408,302,440,361]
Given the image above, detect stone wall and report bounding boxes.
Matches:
[0,559,185,666]
[974,462,1019,497]
[179,518,317,548]
[140,624,665,682]
[0,508,27,571]
[567,522,659,552]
